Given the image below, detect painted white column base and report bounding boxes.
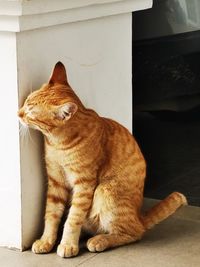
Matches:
[0,0,152,250]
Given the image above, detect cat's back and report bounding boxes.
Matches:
[101,117,145,168]
[102,117,137,148]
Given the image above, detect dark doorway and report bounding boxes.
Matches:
[132,0,200,206]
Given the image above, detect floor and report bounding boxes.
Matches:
[1,199,200,267]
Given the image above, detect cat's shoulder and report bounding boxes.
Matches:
[101,117,131,136]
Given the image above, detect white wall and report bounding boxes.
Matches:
[17,13,132,249]
[0,32,21,249]
[17,14,132,128]
[0,0,152,251]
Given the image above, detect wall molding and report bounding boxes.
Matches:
[0,0,153,32]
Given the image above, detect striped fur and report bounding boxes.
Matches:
[18,62,187,258]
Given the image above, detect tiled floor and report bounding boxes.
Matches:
[1,200,200,267]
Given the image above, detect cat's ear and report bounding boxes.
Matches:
[56,102,78,120]
[49,61,69,85]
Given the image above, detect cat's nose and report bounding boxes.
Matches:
[18,109,24,118]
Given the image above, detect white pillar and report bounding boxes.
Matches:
[0,0,153,250]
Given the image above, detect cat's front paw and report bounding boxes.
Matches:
[32,239,54,254]
[57,243,79,258]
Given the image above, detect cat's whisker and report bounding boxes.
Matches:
[19,123,34,145]
[21,125,28,144]
[27,128,36,145]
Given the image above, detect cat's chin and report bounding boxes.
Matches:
[19,118,38,131]
[19,118,28,127]
[29,124,36,129]
[29,124,40,131]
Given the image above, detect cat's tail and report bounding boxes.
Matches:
[141,192,187,230]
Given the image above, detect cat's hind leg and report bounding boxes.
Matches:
[87,233,136,252]
[86,181,145,252]
[87,213,145,253]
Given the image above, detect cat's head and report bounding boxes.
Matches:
[18,62,81,134]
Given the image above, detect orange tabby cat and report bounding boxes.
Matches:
[18,62,187,258]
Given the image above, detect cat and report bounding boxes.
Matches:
[18,62,187,258]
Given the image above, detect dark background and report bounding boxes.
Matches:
[132,0,200,206]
